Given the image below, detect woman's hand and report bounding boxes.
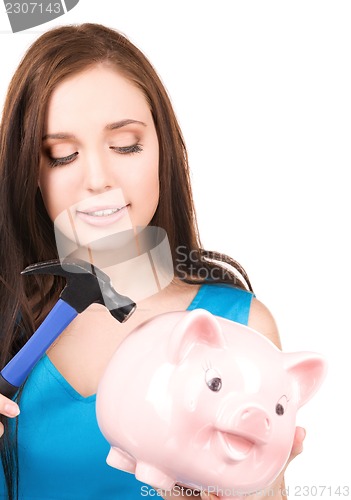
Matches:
[245,426,306,499]
[0,394,20,437]
[162,426,305,500]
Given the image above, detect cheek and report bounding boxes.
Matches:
[144,161,160,213]
[38,172,55,219]
[147,142,160,198]
[38,167,79,222]
[129,149,160,206]
[145,165,160,206]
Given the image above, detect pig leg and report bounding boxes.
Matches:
[106,446,136,473]
[135,462,176,490]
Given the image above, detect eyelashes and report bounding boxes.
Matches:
[110,144,143,155]
[48,152,78,168]
[47,143,143,168]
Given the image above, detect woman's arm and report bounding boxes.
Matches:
[248,298,282,348]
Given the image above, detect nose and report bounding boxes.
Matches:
[236,406,272,444]
[83,152,115,192]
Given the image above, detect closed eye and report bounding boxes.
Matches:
[110,144,143,155]
[48,152,78,168]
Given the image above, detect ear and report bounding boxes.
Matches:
[168,309,227,365]
[284,352,327,408]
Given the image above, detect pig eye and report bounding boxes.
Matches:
[205,368,222,392]
[276,404,284,415]
[276,395,288,416]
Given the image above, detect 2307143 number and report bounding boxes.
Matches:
[293,485,350,496]
[5,3,62,14]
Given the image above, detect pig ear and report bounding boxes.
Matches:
[168,309,227,365]
[284,352,327,408]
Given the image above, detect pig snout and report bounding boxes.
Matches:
[215,405,272,462]
[236,407,272,444]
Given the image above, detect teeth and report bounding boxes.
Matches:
[82,208,121,217]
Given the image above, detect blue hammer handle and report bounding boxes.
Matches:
[0,258,136,400]
[0,299,78,398]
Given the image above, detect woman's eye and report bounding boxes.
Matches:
[110,144,143,155]
[48,152,78,167]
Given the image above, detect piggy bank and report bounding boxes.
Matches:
[96,309,327,499]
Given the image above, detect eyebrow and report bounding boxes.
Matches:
[42,119,147,141]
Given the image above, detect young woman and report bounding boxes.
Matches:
[0,24,304,499]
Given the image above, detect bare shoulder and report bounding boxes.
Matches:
[248,297,282,349]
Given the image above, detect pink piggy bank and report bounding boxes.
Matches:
[96,309,327,499]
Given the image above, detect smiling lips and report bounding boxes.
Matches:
[76,205,129,226]
[83,208,121,217]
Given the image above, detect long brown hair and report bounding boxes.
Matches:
[0,23,252,498]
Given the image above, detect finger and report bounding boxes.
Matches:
[286,426,305,465]
[0,422,4,438]
[0,395,20,418]
[291,426,306,458]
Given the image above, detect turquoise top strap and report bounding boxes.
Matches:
[187,283,253,325]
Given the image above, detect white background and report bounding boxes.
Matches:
[1,1,349,497]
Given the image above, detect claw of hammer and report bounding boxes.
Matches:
[0,258,136,399]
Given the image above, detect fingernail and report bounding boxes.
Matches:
[4,403,20,417]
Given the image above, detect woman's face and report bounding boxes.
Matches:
[38,64,159,251]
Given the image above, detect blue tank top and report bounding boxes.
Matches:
[0,284,253,499]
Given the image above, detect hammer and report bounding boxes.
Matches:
[0,259,136,399]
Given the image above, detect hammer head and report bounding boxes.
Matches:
[21,259,136,322]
